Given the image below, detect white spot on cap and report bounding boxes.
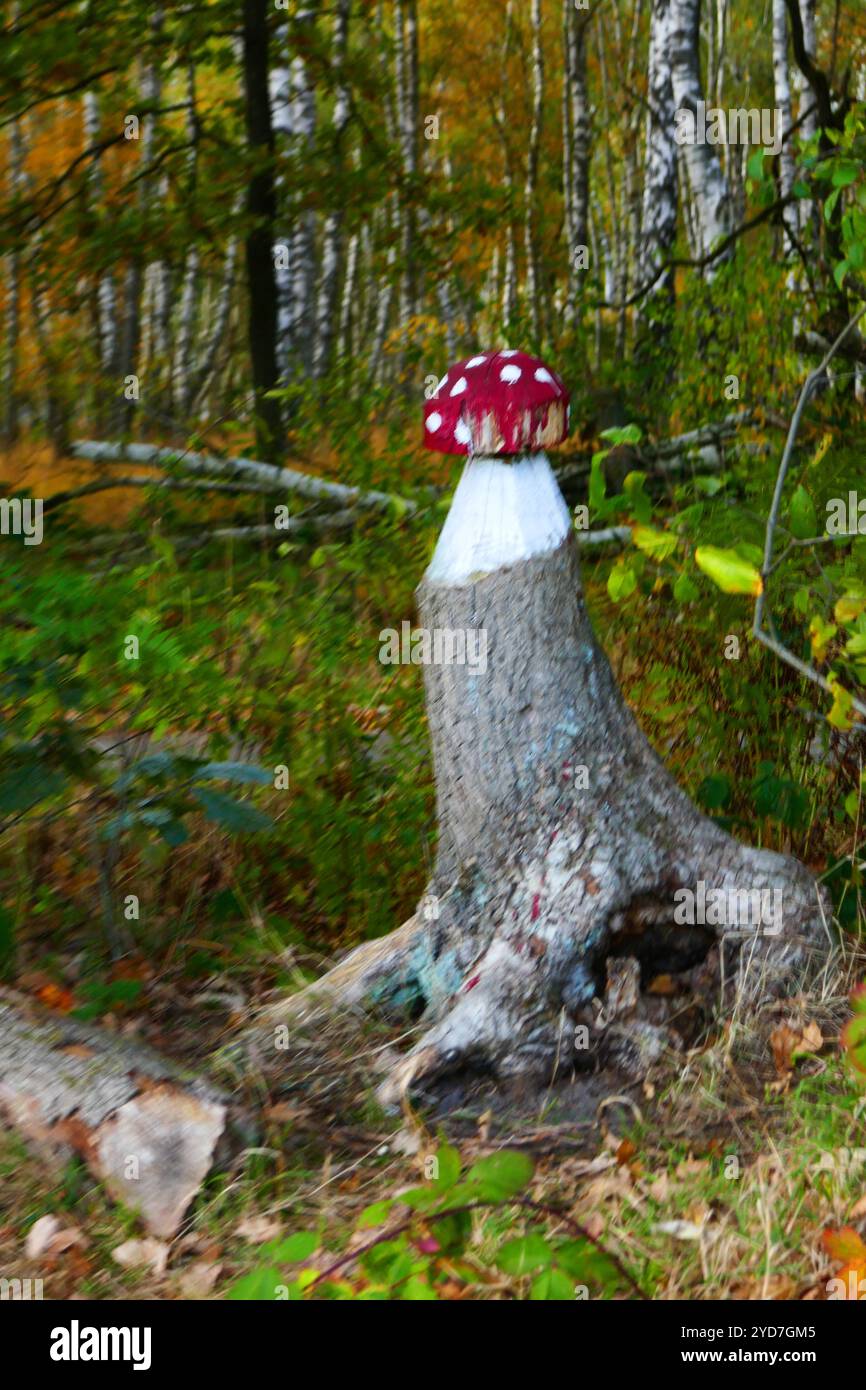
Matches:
[450,376,468,396]
[454,419,472,445]
[466,355,487,369]
[534,367,553,384]
[500,349,518,357]
[501,365,522,383]
[437,374,449,394]
[427,411,443,431]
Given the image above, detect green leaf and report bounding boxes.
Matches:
[698,773,732,812]
[607,564,637,603]
[400,1275,438,1300]
[695,546,762,596]
[226,1266,284,1300]
[599,424,642,446]
[465,1150,533,1200]
[827,678,854,730]
[673,572,700,603]
[831,161,860,187]
[270,1232,318,1263]
[357,1199,396,1229]
[747,148,767,180]
[432,1143,461,1191]
[530,1268,575,1300]
[632,525,677,561]
[496,1235,552,1275]
[842,983,866,1078]
[192,787,273,834]
[789,485,818,540]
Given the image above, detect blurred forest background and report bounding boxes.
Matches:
[1,0,866,1301]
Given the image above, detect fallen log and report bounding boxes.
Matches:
[0,992,248,1238]
[70,440,418,516]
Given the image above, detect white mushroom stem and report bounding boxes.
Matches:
[425,452,572,585]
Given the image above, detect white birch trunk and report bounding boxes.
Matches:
[289,6,320,375]
[670,0,732,266]
[269,22,294,368]
[82,89,118,375]
[638,0,679,303]
[772,0,798,260]
[313,0,351,378]
[173,66,201,415]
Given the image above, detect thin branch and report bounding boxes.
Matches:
[753,305,866,719]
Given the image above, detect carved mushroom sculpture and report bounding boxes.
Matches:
[422,350,572,584]
[424,349,570,457]
[295,349,827,1107]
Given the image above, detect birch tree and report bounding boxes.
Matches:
[82,87,119,380]
[562,1,590,324]
[772,0,798,262]
[118,19,163,431]
[637,0,679,321]
[313,0,351,378]
[242,0,283,455]
[670,0,732,266]
[289,4,321,376]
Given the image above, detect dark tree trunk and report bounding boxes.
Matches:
[242,0,284,458]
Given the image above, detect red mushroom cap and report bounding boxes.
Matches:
[423,350,570,456]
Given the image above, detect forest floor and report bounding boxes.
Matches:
[2,940,864,1300]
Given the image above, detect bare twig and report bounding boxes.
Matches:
[753,305,866,719]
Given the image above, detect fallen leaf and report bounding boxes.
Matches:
[647,974,677,996]
[177,1261,222,1297]
[822,1226,866,1300]
[112,1238,169,1276]
[26,1215,60,1260]
[236,1214,282,1245]
[770,1020,824,1075]
[391,1127,422,1157]
[654,1219,705,1241]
